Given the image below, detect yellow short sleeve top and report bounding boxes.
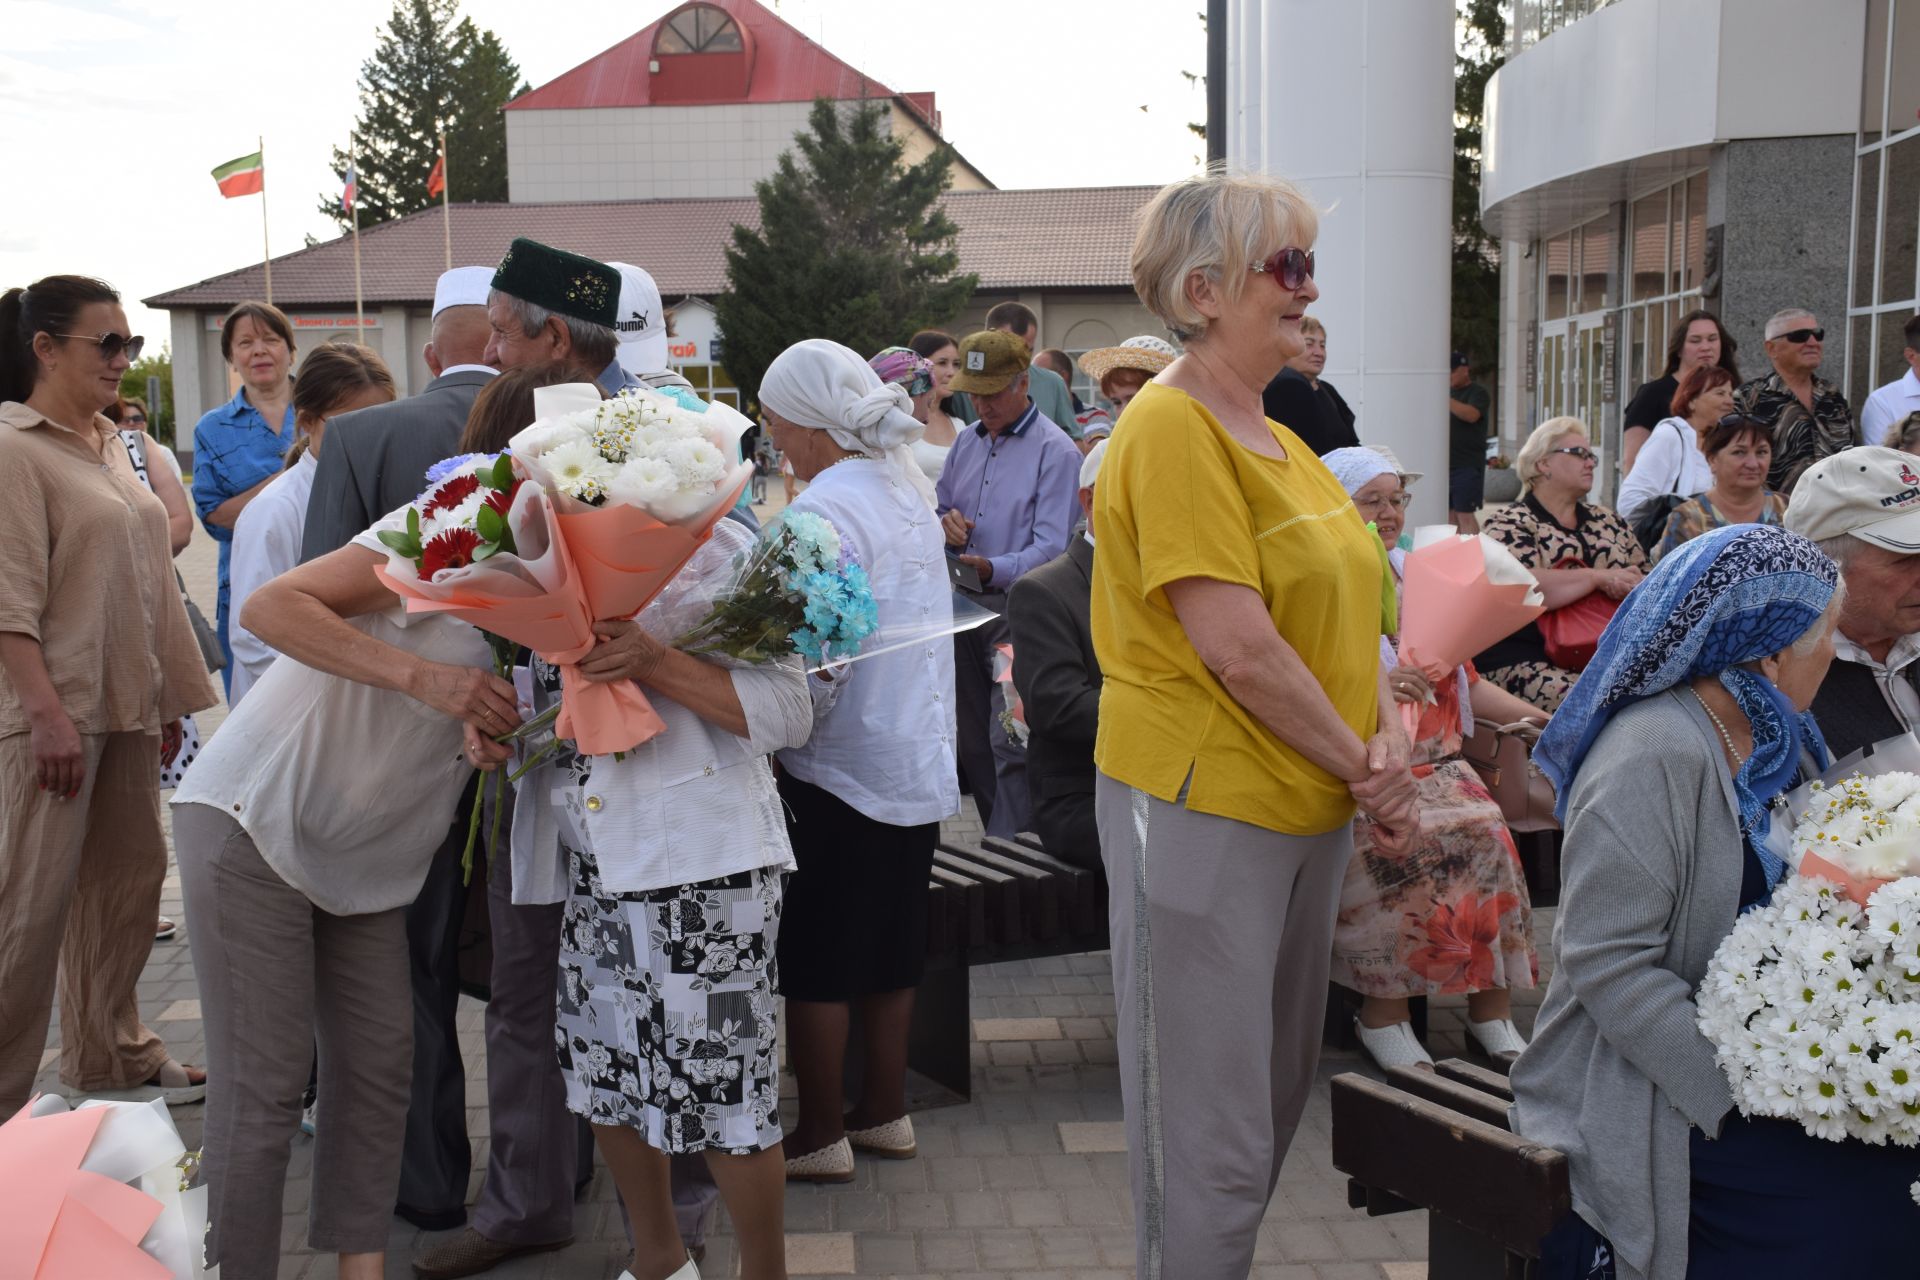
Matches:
[1090,381,1384,835]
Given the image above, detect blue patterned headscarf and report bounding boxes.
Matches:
[1533,524,1838,879]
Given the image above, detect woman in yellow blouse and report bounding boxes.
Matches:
[1090,171,1418,1276]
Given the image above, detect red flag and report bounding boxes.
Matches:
[426,154,445,199]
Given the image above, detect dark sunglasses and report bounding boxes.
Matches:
[55,331,144,362]
[1251,246,1316,291]
[1775,327,1825,344]
[123,412,147,424]
[1551,446,1597,462]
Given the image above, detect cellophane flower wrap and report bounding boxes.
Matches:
[372,382,753,760]
[667,509,879,668]
[1696,771,1920,1165]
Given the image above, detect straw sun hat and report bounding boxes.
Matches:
[1078,335,1179,386]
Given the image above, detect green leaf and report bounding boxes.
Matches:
[473,541,501,562]
[476,503,504,543]
[490,453,516,489]
[377,528,420,557]
[406,505,420,540]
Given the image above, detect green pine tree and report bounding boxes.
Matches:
[716,99,979,410]
[1452,0,1506,381]
[319,0,527,231]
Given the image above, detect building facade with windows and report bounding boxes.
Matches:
[1479,0,1917,490]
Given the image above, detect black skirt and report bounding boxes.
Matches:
[775,772,938,1001]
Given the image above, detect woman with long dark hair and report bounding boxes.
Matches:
[0,274,216,1120]
[1621,309,1740,474]
[907,328,965,485]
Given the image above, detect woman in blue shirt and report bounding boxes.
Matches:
[191,301,296,694]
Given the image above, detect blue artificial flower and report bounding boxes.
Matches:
[792,626,825,664]
[424,452,494,486]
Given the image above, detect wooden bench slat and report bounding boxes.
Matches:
[951,843,1063,940]
[929,864,986,948]
[933,850,1025,948]
[1331,1073,1568,1257]
[978,837,1105,937]
[1434,1057,1516,1101]
[1383,1064,1514,1131]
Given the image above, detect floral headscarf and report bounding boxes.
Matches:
[1533,523,1837,880]
[868,345,933,398]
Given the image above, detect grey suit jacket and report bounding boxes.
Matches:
[300,369,496,562]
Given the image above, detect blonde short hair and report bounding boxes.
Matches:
[1300,316,1326,339]
[1130,169,1320,343]
[1515,415,1588,494]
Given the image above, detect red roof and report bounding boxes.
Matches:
[143,187,1158,310]
[505,0,910,113]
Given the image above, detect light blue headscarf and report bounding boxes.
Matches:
[1533,524,1837,882]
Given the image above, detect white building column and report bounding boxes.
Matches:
[1226,0,1455,526]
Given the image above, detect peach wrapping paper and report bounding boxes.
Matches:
[1397,528,1546,674]
[376,467,752,757]
[1798,850,1896,906]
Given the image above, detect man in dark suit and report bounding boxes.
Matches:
[1006,440,1108,874]
[298,266,503,1237]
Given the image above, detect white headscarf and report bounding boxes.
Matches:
[1321,446,1397,496]
[760,338,936,506]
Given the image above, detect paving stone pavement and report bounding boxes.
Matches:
[34,511,1552,1278]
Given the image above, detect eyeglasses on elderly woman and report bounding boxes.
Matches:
[1249,246,1315,292]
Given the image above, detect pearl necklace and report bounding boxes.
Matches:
[1695,688,1745,769]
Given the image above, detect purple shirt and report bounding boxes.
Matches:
[935,401,1083,590]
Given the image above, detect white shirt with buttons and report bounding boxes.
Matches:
[777,456,960,827]
[510,519,815,903]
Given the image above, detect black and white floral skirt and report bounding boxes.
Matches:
[555,839,785,1156]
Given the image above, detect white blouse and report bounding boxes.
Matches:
[509,520,814,903]
[777,457,959,827]
[228,450,317,708]
[172,514,491,916]
[1617,417,1713,522]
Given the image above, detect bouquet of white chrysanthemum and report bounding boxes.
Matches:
[508,384,741,519]
[1794,771,1920,897]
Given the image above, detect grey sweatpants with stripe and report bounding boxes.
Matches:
[1096,772,1353,1279]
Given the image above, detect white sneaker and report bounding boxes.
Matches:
[1353,1016,1434,1071]
[1468,1017,1529,1063]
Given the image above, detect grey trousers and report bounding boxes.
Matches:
[954,607,1030,840]
[1095,772,1353,1279]
[175,803,412,1279]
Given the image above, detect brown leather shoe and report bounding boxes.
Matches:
[412,1228,572,1279]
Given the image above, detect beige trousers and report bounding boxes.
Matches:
[174,802,412,1277]
[0,730,168,1117]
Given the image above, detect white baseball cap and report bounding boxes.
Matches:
[607,261,668,376]
[1784,445,1920,552]
[431,265,494,317]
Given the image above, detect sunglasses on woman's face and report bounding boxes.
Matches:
[124,413,147,425]
[55,331,144,362]
[1250,246,1315,292]
[1551,446,1597,462]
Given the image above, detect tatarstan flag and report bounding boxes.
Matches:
[212,151,264,198]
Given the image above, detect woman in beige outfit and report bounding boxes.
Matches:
[0,273,216,1119]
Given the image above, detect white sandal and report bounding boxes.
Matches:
[1468,1016,1529,1063]
[846,1114,916,1158]
[617,1259,698,1280]
[1353,1016,1433,1071]
[784,1136,855,1183]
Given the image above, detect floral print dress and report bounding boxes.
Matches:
[1331,653,1539,1000]
[537,657,785,1156]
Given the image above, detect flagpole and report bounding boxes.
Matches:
[350,133,364,332]
[439,128,451,270]
[259,134,272,303]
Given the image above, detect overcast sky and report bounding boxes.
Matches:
[2,0,1209,343]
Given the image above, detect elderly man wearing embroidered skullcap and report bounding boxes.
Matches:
[483,237,633,396]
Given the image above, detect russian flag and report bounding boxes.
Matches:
[342,162,357,213]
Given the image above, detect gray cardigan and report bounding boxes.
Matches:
[1509,690,1746,1280]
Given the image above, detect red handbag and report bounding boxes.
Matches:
[1537,558,1619,671]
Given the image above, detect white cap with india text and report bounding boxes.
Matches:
[607,261,669,377]
[1784,446,1920,552]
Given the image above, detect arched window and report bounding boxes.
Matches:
[655,4,743,54]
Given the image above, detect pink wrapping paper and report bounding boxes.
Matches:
[0,1102,170,1279]
[1398,533,1546,674]
[378,466,752,757]
[1798,850,1895,906]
